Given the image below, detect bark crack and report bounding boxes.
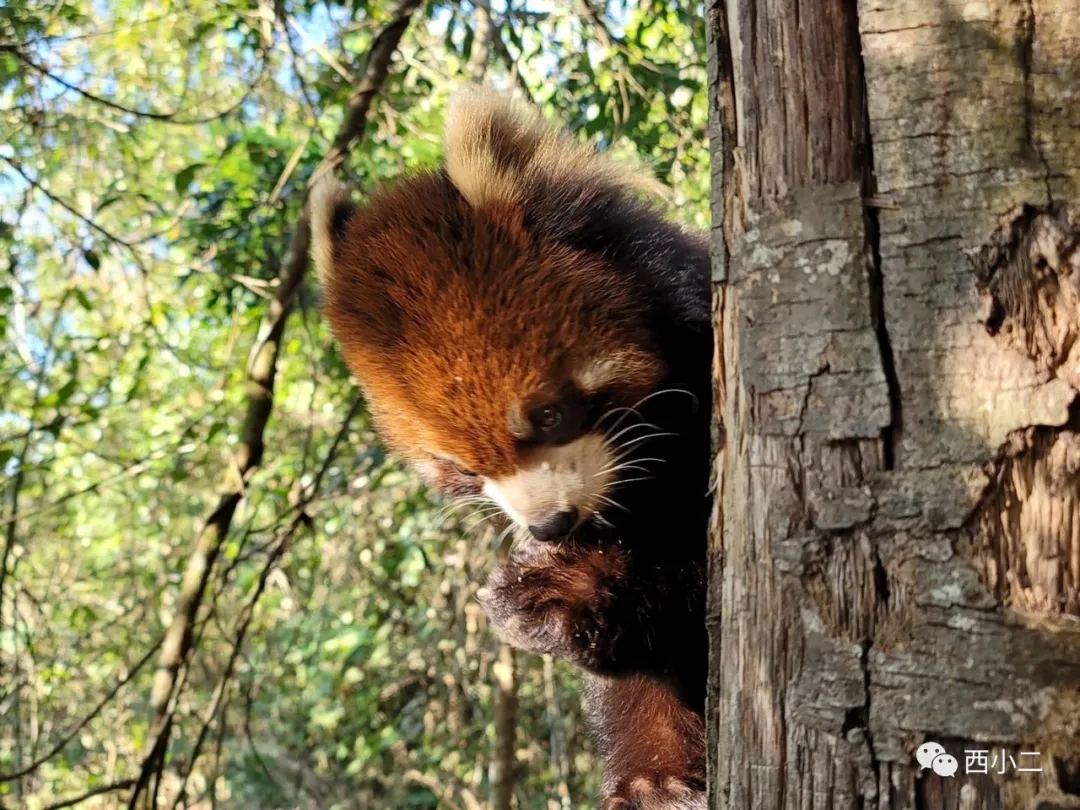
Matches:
[796,362,831,436]
[1017,0,1055,204]
[851,1,888,795]
[856,39,901,472]
[866,207,901,472]
[862,22,944,35]
[849,538,889,806]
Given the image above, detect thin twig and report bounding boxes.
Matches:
[269,132,312,204]
[404,770,464,810]
[1,155,135,247]
[0,408,224,529]
[491,20,534,102]
[0,288,72,739]
[8,48,268,125]
[288,17,354,83]
[2,13,171,47]
[44,780,137,810]
[575,0,662,73]
[270,0,321,123]
[0,638,164,782]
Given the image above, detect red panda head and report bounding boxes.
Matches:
[313,87,699,541]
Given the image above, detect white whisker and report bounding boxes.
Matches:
[611,475,655,486]
[595,404,642,430]
[612,432,677,458]
[597,457,669,478]
[491,522,515,551]
[595,493,629,513]
[605,387,698,433]
[604,419,663,446]
[593,463,652,478]
[465,510,504,533]
[433,496,485,519]
[433,497,497,531]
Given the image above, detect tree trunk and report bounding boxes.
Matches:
[489,642,519,810]
[705,0,1080,807]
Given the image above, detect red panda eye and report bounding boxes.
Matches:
[535,404,563,432]
[432,455,479,479]
[450,460,479,478]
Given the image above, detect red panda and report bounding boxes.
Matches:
[312,87,713,810]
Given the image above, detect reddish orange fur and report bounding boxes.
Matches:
[320,172,662,477]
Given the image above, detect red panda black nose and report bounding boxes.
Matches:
[528,508,579,542]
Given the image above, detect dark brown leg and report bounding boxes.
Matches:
[586,673,706,810]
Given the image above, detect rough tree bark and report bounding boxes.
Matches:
[706,0,1080,808]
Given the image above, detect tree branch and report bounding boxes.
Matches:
[44,780,137,810]
[467,0,494,83]
[6,47,268,125]
[311,0,424,185]
[0,289,73,771]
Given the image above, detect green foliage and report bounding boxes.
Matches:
[0,1,707,807]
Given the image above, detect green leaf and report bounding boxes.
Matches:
[175,163,206,194]
[70,605,97,631]
[406,788,437,807]
[44,416,64,438]
[55,375,78,406]
[190,19,216,44]
[206,421,225,443]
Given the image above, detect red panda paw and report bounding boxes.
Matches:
[477,547,628,669]
[603,777,707,810]
[477,562,575,656]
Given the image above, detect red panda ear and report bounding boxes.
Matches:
[308,178,404,350]
[573,350,665,395]
[443,85,666,209]
[309,177,356,287]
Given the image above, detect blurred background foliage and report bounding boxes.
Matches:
[0,1,707,807]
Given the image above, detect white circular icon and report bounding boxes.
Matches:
[916,741,946,770]
[931,753,958,777]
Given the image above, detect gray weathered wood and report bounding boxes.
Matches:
[706,0,1080,807]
